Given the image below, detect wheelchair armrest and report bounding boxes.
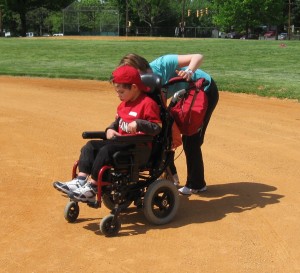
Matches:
[111,134,153,143]
[82,131,107,140]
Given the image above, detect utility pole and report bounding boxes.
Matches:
[0,5,3,35]
[181,0,186,37]
[126,0,129,37]
[288,0,291,40]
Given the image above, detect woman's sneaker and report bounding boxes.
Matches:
[53,177,87,195]
[69,182,97,203]
[178,185,207,195]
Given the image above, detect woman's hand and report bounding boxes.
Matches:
[176,53,204,81]
[176,69,194,81]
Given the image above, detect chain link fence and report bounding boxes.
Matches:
[63,2,119,36]
[120,26,215,38]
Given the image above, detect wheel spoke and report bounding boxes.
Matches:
[152,190,173,217]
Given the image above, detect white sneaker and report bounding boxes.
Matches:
[53,177,87,195]
[70,182,97,203]
[178,185,207,195]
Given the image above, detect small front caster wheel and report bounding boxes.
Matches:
[64,201,79,223]
[100,214,121,237]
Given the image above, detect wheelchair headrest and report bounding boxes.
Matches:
[141,74,162,94]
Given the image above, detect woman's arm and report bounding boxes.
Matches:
[176,54,204,80]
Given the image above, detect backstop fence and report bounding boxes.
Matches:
[62,1,119,36]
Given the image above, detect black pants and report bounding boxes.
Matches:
[78,140,133,181]
[171,78,219,189]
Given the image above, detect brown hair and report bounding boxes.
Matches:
[119,53,151,73]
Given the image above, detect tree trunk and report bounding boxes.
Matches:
[0,8,2,34]
[19,11,27,37]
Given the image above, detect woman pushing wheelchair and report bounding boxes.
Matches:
[119,53,219,195]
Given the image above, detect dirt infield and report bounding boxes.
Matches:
[0,76,300,273]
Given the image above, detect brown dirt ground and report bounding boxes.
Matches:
[0,75,300,273]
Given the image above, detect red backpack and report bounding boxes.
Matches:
[168,78,208,136]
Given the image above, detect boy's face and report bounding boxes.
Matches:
[113,83,140,102]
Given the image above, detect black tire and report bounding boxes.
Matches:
[64,201,79,223]
[100,214,121,237]
[102,193,132,211]
[144,179,179,225]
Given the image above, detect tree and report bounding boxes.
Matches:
[291,0,300,27]
[130,0,173,35]
[0,0,5,34]
[212,0,285,35]
[27,7,50,35]
[7,0,73,36]
[61,0,119,35]
[0,0,14,34]
[46,11,63,34]
[182,0,213,28]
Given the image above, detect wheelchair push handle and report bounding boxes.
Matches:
[163,76,209,89]
[163,76,187,87]
[168,89,187,109]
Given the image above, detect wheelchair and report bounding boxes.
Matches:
[63,74,182,237]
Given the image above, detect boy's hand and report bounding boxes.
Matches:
[127,121,137,134]
[106,129,121,139]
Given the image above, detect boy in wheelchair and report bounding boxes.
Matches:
[53,65,162,203]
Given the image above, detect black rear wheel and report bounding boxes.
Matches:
[144,179,179,225]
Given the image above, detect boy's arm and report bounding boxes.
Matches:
[106,118,119,132]
[135,119,161,136]
[105,118,121,139]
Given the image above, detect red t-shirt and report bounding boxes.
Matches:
[116,94,161,135]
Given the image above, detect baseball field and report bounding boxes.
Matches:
[0,37,300,273]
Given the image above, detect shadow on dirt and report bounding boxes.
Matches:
[82,181,284,236]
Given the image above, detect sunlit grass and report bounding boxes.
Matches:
[0,37,299,100]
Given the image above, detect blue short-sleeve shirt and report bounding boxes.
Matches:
[149,54,211,98]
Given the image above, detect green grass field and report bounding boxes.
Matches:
[0,37,299,101]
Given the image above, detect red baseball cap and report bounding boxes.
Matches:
[112,65,150,92]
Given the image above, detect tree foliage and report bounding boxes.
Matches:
[1,0,299,36]
[130,0,173,27]
[212,0,286,33]
[7,0,73,36]
[292,0,300,26]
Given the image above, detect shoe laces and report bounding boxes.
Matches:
[84,182,97,193]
